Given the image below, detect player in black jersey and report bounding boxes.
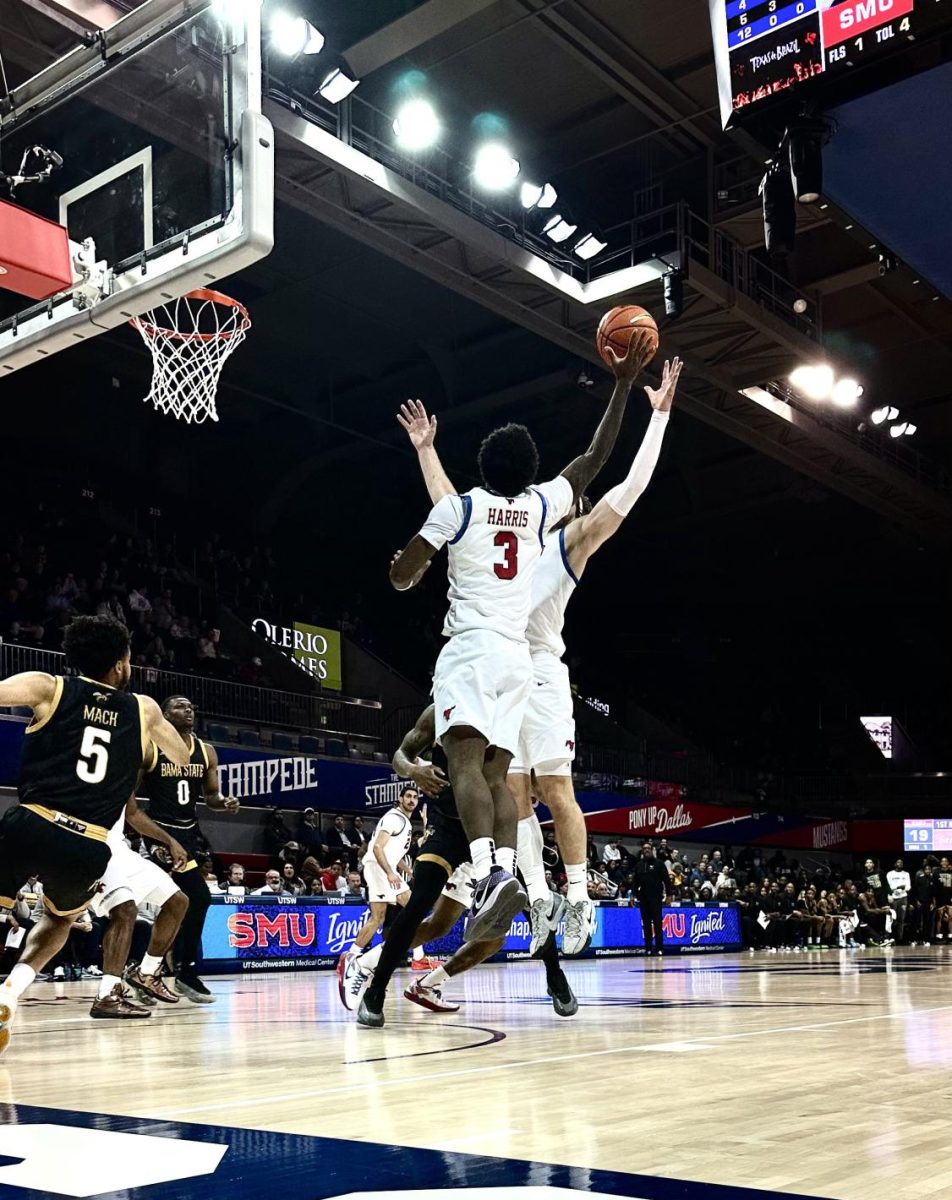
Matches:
[0,615,189,1052]
[340,705,576,1027]
[138,694,240,1002]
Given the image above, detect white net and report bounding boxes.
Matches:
[130,288,251,423]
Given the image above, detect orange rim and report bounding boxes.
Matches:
[130,288,251,344]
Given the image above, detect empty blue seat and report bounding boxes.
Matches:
[325,737,347,757]
[271,731,294,751]
[300,735,321,755]
[239,728,261,748]
[206,722,229,743]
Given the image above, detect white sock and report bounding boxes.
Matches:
[359,944,383,971]
[421,965,449,989]
[517,816,548,905]
[565,862,588,904]
[98,973,121,999]
[470,837,495,877]
[411,945,425,961]
[495,845,516,875]
[140,953,162,976]
[2,963,36,1000]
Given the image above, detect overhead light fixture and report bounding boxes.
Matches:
[761,160,795,256]
[269,13,324,57]
[473,142,520,190]
[877,246,898,275]
[871,406,899,425]
[792,297,809,314]
[318,67,360,103]
[663,269,684,318]
[787,119,829,204]
[889,423,909,438]
[520,181,557,210]
[789,364,834,400]
[831,378,863,408]
[543,214,577,243]
[393,98,440,150]
[574,233,608,261]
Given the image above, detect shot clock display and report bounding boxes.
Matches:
[711,0,948,126]
[904,820,952,854]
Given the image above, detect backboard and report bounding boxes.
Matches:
[0,0,273,377]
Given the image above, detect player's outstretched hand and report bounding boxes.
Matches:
[644,356,682,413]
[413,762,448,797]
[390,549,430,588]
[607,334,654,384]
[169,837,189,872]
[223,797,241,813]
[398,399,437,450]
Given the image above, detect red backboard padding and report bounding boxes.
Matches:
[0,199,73,300]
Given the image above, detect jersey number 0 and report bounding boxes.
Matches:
[76,726,112,785]
[493,531,518,580]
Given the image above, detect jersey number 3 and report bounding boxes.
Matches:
[493,531,519,580]
[76,726,112,784]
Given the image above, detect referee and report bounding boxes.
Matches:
[634,840,671,957]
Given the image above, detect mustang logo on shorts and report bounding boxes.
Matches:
[443,705,456,722]
[565,739,575,751]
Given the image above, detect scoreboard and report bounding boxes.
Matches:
[904,820,952,854]
[711,0,949,126]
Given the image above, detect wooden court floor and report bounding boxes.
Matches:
[2,947,950,1200]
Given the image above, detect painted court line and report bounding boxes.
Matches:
[144,1002,952,1120]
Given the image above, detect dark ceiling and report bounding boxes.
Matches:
[1,0,950,770]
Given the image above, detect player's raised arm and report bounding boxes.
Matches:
[392,705,447,797]
[558,338,648,501]
[0,671,59,720]
[566,357,681,571]
[141,694,191,767]
[398,399,456,504]
[201,742,240,812]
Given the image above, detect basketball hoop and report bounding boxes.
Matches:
[130,288,251,424]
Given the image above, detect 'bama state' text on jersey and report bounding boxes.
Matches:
[18,675,147,830]
[418,476,574,643]
[527,526,578,660]
[139,736,209,828]
[363,807,414,871]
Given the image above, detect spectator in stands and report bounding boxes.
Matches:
[321,859,347,894]
[344,872,365,900]
[128,584,151,614]
[298,808,328,862]
[281,862,306,896]
[351,816,369,855]
[602,840,623,868]
[223,863,247,897]
[736,880,766,950]
[307,877,325,896]
[326,814,359,868]
[253,870,291,896]
[200,863,222,895]
[265,808,294,856]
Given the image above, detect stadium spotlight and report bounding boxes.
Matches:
[787,118,829,204]
[831,378,863,408]
[792,297,809,315]
[393,98,440,151]
[473,142,520,190]
[761,159,796,256]
[871,406,899,425]
[520,181,557,210]
[574,232,608,261]
[318,67,360,103]
[789,364,834,400]
[663,269,684,318]
[269,12,324,56]
[889,422,917,438]
[543,214,577,243]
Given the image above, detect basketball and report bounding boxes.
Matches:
[596,305,660,368]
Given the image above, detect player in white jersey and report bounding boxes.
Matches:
[390,346,650,941]
[401,355,682,955]
[88,795,189,1017]
[337,785,418,989]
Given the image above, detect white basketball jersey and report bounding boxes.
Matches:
[527,528,578,659]
[419,476,574,643]
[363,807,413,871]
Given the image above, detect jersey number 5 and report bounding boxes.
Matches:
[493,531,518,579]
[76,726,112,784]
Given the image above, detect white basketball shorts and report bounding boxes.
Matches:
[90,842,179,918]
[440,861,477,911]
[511,652,575,777]
[363,860,410,905]
[433,628,532,757]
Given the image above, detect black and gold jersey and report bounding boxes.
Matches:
[18,675,146,831]
[424,743,459,823]
[139,735,209,828]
